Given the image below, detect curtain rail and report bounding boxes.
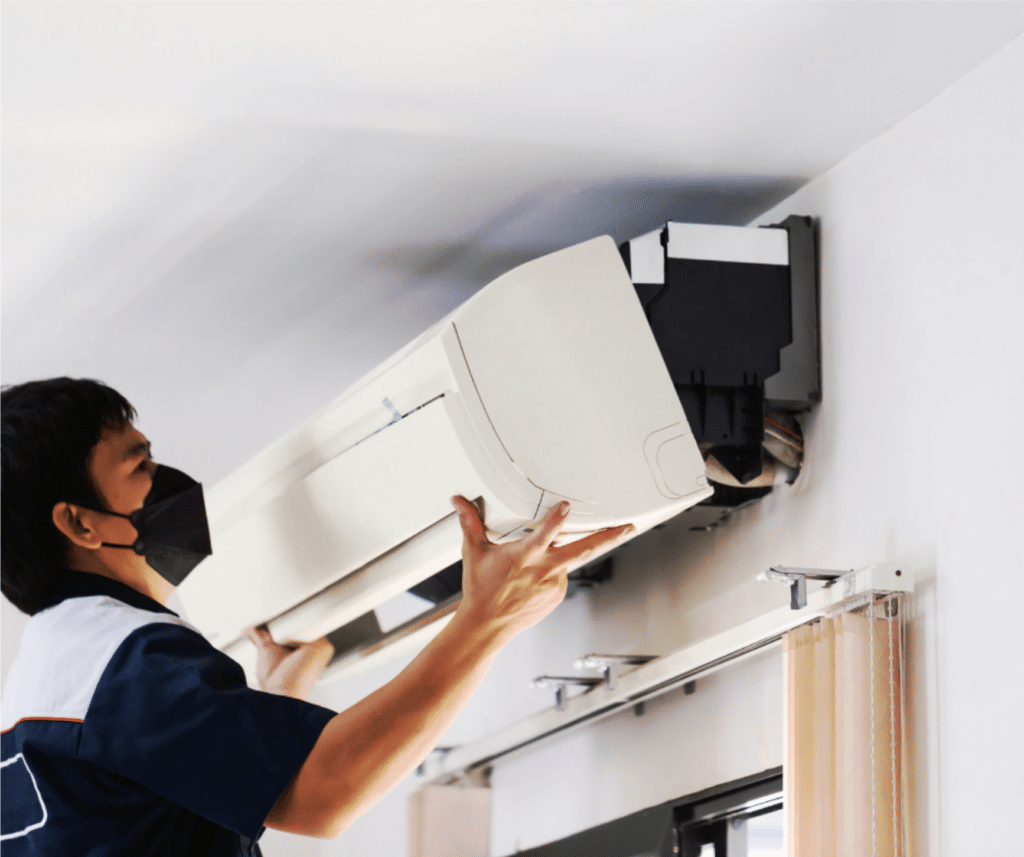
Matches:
[419,563,913,783]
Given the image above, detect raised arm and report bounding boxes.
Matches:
[265,496,633,838]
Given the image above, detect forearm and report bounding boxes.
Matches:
[266,497,631,838]
[268,638,335,700]
[267,606,510,838]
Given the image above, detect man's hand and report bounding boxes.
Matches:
[244,626,335,701]
[450,495,634,642]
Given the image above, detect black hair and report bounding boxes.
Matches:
[1,378,137,615]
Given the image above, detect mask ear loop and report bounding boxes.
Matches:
[75,505,142,551]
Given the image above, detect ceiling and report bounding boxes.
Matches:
[3,2,1023,483]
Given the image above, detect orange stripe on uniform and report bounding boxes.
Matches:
[1,716,85,734]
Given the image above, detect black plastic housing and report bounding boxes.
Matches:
[620,215,819,521]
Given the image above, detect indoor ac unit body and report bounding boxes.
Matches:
[177,237,713,683]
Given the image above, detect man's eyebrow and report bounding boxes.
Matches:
[122,439,152,462]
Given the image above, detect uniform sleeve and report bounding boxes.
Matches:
[78,622,337,840]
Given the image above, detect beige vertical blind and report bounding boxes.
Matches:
[784,593,909,857]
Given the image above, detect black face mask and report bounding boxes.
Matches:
[92,464,213,586]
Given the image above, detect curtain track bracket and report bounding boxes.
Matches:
[758,566,848,609]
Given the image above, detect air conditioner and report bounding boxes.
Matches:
[176,235,714,685]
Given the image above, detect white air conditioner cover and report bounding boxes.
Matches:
[177,236,712,668]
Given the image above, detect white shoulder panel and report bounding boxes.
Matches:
[0,598,193,731]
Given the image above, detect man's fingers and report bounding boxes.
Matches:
[545,523,635,572]
[311,635,336,657]
[451,495,489,550]
[245,625,270,644]
[246,624,299,653]
[522,501,571,552]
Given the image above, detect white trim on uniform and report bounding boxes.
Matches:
[0,596,195,732]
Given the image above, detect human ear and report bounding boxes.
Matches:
[51,502,102,550]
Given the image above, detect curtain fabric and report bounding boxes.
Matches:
[784,596,908,857]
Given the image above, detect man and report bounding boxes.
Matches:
[0,377,632,853]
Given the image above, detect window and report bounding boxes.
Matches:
[506,769,782,857]
[678,771,783,857]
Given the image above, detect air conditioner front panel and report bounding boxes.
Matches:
[180,394,538,645]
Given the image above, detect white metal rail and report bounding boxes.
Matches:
[418,563,912,782]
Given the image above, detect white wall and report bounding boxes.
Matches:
[300,33,1024,856]
[748,34,1024,855]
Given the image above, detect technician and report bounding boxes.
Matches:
[0,377,633,854]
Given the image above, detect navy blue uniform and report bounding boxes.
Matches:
[1,572,336,855]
